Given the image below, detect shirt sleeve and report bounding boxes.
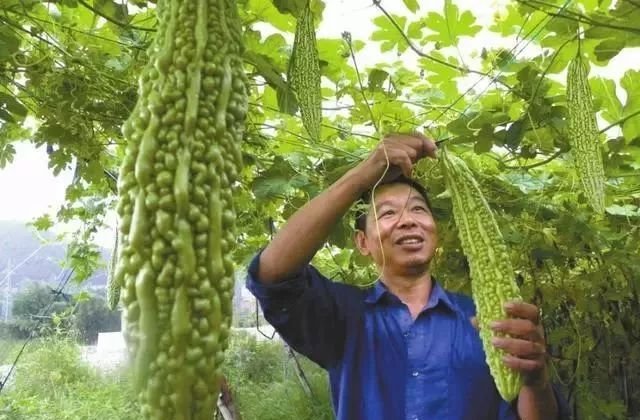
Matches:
[245,250,348,369]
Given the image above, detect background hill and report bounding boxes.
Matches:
[0,220,110,293]
[0,220,257,325]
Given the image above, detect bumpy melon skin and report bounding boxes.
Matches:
[567,53,606,214]
[440,149,523,402]
[114,0,248,418]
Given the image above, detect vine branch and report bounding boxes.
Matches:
[516,0,640,35]
[599,109,640,134]
[76,0,156,32]
[501,150,564,170]
[343,31,380,135]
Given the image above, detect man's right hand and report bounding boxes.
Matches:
[354,132,438,189]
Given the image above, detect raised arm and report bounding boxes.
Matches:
[257,133,437,284]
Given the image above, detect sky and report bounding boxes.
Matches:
[0,0,638,250]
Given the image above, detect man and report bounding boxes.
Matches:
[246,133,567,419]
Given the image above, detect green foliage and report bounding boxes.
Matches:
[422,0,482,47]
[8,283,71,339]
[0,338,139,420]
[0,333,332,420]
[72,295,121,344]
[2,0,640,416]
[223,331,333,420]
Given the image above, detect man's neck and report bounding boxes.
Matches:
[381,270,433,309]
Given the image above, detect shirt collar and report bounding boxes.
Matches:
[364,278,458,313]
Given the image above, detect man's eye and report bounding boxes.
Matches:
[380,210,395,217]
[413,206,426,212]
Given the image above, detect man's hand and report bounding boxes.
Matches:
[489,301,549,387]
[470,302,549,386]
[354,132,438,189]
[472,305,560,419]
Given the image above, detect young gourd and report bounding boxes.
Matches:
[567,51,606,214]
[440,148,523,401]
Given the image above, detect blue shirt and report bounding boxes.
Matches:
[246,252,568,420]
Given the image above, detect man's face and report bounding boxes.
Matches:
[355,183,438,276]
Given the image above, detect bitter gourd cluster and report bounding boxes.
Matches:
[113,0,247,417]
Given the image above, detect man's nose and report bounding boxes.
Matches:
[397,210,417,228]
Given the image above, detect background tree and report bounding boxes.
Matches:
[7,283,71,338]
[72,294,121,344]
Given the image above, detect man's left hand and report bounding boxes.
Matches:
[489,301,549,387]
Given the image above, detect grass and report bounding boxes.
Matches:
[0,337,138,420]
[0,332,334,420]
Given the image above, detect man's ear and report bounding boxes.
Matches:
[354,230,371,256]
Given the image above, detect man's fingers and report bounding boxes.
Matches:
[490,319,543,342]
[502,354,546,374]
[400,155,414,178]
[491,337,545,359]
[370,132,437,183]
[411,132,438,159]
[470,316,479,331]
[504,301,541,325]
[382,133,437,160]
[380,149,415,179]
[382,138,419,162]
[423,140,437,159]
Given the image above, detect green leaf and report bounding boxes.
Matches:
[0,93,28,121]
[423,0,481,47]
[0,142,15,168]
[504,119,526,147]
[368,68,389,92]
[48,148,73,175]
[371,15,408,53]
[419,51,462,86]
[490,4,525,37]
[82,159,105,184]
[251,156,300,199]
[474,133,493,153]
[402,0,419,13]
[593,38,626,63]
[621,70,640,142]
[74,290,92,303]
[93,0,128,24]
[589,77,623,124]
[0,108,15,123]
[276,84,299,115]
[606,204,640,217]
[539,36,578,74]
[0,26,21,59]
[272,0,307,17]
[248,0,296,32]
[447,114,474,136]
[30,214,55,231]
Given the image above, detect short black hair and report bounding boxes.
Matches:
[354,176,432,231]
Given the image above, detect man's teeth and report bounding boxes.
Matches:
[399,238,421,244]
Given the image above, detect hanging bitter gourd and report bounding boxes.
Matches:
[106,229,121,311]
[567,51,606,214]
[114,0,247,418]
[440,148,523,402]
[288,2,322,141]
